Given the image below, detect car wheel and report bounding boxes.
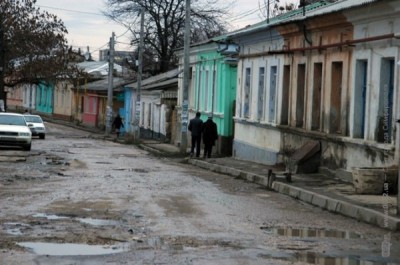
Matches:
[23,144,31,151]
[40,134,45,139]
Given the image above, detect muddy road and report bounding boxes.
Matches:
[0,122,399,265]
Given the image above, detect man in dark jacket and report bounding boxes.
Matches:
[188,112,203,157]
[112,114,124,137]
[202,114,218,158]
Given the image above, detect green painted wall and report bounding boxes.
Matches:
[193,50,237,138]
[36,82,54,114]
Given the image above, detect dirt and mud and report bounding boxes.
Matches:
[0,122,399,264]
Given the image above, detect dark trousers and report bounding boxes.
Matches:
[204,144,213,158]
[191,135,201,157]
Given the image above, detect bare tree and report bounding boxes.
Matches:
[0,0,80,104]
[104,0,230,74]
[259,0,297,20]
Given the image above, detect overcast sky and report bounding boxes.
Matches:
[35,0,296,60]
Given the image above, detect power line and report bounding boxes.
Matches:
[36,5,104,17]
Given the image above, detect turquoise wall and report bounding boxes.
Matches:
[194,50,237,137]
[123,87,133,133]
[36,82,54,114]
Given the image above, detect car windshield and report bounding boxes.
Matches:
[0,115,27,126]
[24,116,43,123]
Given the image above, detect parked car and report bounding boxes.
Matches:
[24,114,46,139]
[0,113,32,151]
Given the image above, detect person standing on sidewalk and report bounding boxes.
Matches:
[188,112,203,157]
[112,114,124,137]
[202,114,218,158]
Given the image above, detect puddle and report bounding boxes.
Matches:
[261,226,361,239]
[259,251,400,265]
[77,217,119,226]
[3,223,31,235]
[32,213,69,220]
[293,252,400,265]
[6,228,24,235]
[32,213,119,226]
[18,242,126,256]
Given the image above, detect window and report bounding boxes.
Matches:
[281,65,290,125]
[141,103,145,126]
[189,67,195,109]
[376,58,394,143]
[312,63,323,131]
[330,62,343,134]
[269,66,277,123]
[257,67,265,121]
[244,67,251,118]
[147,103,151,128]
[43,88,47,107]
[84,96,89,113]
[353,60,367,138]
[296,64,306,127]
[205,70,209,111]
[212,65,218,113]
[61,90,65,108]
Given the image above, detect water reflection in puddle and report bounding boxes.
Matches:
[18,242,126,256]
[4,222,31,235]
[32,213,119,226]
[32,213,69,220]
[261,226,361,239]
[259,251,400,265]
[294,252,399,265]
[77,217,119,226]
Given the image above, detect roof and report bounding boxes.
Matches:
[76,61,123,76]
[76,77,134,92]
[126,68,182,91]
[227,0,379,38]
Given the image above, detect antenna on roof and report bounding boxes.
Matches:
[300,0,306,16]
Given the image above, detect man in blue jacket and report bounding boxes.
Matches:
[188,112,203,157]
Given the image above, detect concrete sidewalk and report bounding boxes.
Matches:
[138,139,400,231]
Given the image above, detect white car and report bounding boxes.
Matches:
[24,114,46,139]
[0,113,32,151]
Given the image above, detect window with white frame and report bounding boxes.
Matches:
[268,66,277,123]
[257,67,265,121]
[205,70,209,111]
[244,67,251,118]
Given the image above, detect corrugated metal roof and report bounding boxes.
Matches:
[141,78,178,90]
[126,68,182,90]
[77,61,123,76]
[79,77,132,92]
[227,0,379,38]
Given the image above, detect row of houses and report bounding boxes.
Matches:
[173,0,400,180]
[6,0,400,180]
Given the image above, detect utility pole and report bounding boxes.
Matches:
[134,9,145,141]
[180,0,191,154]
[397,119,400,215]
[106,32,115,134]
[0,27,6,112]
[29,54,33,112]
